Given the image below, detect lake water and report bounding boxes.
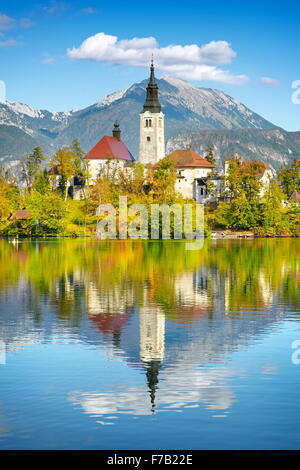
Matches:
[0,239,299,450]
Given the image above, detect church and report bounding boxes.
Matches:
[79,60,215,202]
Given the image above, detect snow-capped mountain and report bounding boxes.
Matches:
[0,75,298,167]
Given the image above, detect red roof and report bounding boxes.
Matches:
[84,136,135,162]
[166,149,215,168]
[89,313,130,334]
[289,190,300,203]
[9,210,32,220]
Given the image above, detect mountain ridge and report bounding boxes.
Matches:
[0,75,297,169]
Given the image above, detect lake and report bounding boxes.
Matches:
[0,238,299,450]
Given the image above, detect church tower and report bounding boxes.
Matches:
[139,60,165,164]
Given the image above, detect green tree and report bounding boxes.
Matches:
[278,159,300,198]
[27,191,68,234]
[205,146,216,165]
[50,147,77,200]
[21,147,45,193]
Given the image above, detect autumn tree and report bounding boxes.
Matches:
[50,147,77,200]
[278,159,300,198]
[147,157,177,203]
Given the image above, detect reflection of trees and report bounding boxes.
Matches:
[0,238,299,328]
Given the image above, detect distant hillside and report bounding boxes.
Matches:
[0,75,282,164]
[167,128,300,170]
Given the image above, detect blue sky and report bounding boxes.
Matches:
[1,0,300,130]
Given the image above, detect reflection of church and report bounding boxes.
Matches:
[1,242,290,418]
[82,261,279,413]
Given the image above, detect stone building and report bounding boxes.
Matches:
[166,149,215,202]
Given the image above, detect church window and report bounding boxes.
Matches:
[149,119,152,127]
[147,136,151,142]
[145,119,148,128]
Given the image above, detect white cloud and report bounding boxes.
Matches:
[67,32,249,85]
[0,13,14,30]
[41,57,55,64]
[42,1,70,14]
[0,13,33,31]
[20,18,34,28]
[260,77,281,87]
[0,39,17,47]
[81,7,97,14]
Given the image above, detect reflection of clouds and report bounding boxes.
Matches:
[260,364,279,375]
[69,366,236,419]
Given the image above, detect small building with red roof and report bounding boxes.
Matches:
[166,149,216,201]
[84,121,135,182]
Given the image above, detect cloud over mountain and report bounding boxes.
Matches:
[67,32,249,85]
[260,77,281,87]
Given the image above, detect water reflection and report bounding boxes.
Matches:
[0,239,299,427]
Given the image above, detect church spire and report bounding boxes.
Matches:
[149,55,156,85]
[145,360,161,413]
[143,58,161,113]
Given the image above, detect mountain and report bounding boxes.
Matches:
[0,100,73,163]
[167,128,300,170]
[0,75,298,167]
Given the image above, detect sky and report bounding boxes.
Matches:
[0,0,300,130]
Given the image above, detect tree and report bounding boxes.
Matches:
[21,147,45,193]
[147,157,178,203]
[224,159,263,201]
[27,191,68,234]
[205,146,216,165]
[33,169,51,194]
[0,166,22,213]
[260,180,287,236]
[278,159,300,198]
[50,147,77,200]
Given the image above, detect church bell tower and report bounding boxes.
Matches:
[139,59,165,164]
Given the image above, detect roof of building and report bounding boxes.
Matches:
[289,190,300,203]
[166,149,215,168]
[48,164,61,175]
[84,136,135,162]
[9,209,32,220]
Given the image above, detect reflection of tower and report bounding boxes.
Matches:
[139,305,165,362]
[145,360,160,412]
[139,304,165,413]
